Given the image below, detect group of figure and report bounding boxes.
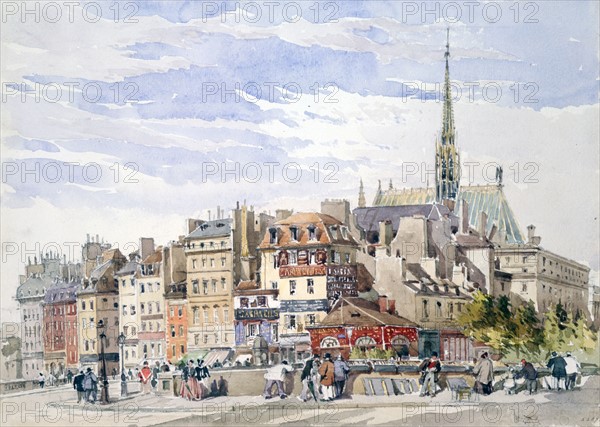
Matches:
[72,368,99,403]
[179,359,213,400]
[546,351,581,391]
[261,353,350,402]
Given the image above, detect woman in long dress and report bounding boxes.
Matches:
[179,360,201,400]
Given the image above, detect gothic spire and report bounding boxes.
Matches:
[358,179,366,208]
[441,27,455,144]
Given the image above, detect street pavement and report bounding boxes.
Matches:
[1,377,599,426]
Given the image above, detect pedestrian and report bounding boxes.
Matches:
[473,352,494,395]
[112,367,117,380]
[38,372,45,389]
[263,360,293,399]
[73,370,85,403]
[564,352,581,390]
[180,360,201,401]
[515,359,538,395]
[333,354,350,399]
[299,354,320,402]
[419,352,441,398]
[152,361,160,391]
[547,351,567,390]
[67,370,73,384]
[83,368,98,403]
[48,373,55,387]
[502,367,517,395]
[139,361,152,395]
[218,376,229,396]
[212,359,223,368]
[318,353,335,402]
[128,368,133,380]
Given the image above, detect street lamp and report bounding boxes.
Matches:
[118,332,128,396]
[97,319,109,404]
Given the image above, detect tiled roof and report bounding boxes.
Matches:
[142,249,162,264]
[259,212,357,249]
[186,218,232,239]
[353,204,452,235]
[372,184,524,244]
[236,280,258,291]
[317,297,417,327]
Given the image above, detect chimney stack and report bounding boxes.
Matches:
[378,295,389,313]
[479,212,487,239]
[208,210,211,221]
[217,205,221,219]
[388,299,396,315]
[461,201,469,234]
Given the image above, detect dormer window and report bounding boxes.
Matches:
[290,226,299,241]
[307,224,316,240]
[341,226,348,239]
[269,227,277,244]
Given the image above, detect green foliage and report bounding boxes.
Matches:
[459,292,598,362]
[349,347,366,359]
[349,347,396,360]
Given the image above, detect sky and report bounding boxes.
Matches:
[1,1,599,322]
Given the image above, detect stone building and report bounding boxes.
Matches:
[184,204,270,361]
[138,247,166,363]
[16,274,51,379]
[163,242,188,362]
[42,277,80,377]
[115,253,141,369]
[258,211,359,363]
[76,248,125,375]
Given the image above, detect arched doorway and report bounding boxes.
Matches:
[391,335,410,358]
[354,336,376,353]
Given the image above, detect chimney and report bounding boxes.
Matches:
[488,224,497,242]
[87,233,90,243]
[379,220,393,246]
[460,200,469,234]
[217,205,221,219]
[378,295,389,313]
[388,299,396,315]
[208,210,211,221]
[479,212,487,238]
[96,234,99,244]
[527,224,535,241]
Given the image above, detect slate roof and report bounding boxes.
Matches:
[353,204,452,235]
[43,279,80,304]
[16,276,52,299]
[316,297,417,328]
[116,260,138,276]
[186,218,232,239]
[372,184,525,244]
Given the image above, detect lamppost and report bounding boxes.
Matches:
[118,332,128,396]
[97,320,109,404]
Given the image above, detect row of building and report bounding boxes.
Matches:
[13,35,599,380]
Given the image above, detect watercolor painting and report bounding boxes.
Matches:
[1,1,599,426]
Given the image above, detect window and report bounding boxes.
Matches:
[195,334,199,345]
[257,296,267,307]
[82,319,87,329]
[289,251,297,265]
[224,308,229,323]
[320,336,339,348]
[90,300,94,310]
[436,301,442,317]
[221,277,226,290]
[213,308,220,324]
[422,300,429,318]
[210,259,215,267]
[344,253,350,264]
[131,327,136,335]
[170,325,175,338]
[271,281,278,290]
[149,322,154,331]
[82,301,86,310]
[247,324,258,337]
[286,315,296,329]
[272,324,279,342]
[178,326,184,337]
[355,336,376,352]
[141,322,146,331]
[148,303,153,314]
[448,303,454,316]
[203,309,209,324]
[156,302,160,313]
[170,307,175,317]
[269,227,277,244]
[203,335,208,344]
[240,298,249,308]
[192,259,197,269]
[140,283,145,293]
[193,307,199,325]
[290,280,297,296]
[203,281,208,295]
[123,326,129,336]
[178,306,183,317]
[212,280,217,293]
[122,305,127,315]
[202,259,206,267]
[221,258,226,267]
[180,345,185,354]
[306,314,316,326]
[140,303,145,314]
[307,224,316,240]
[307,279,314,294]
[290,226,299,241]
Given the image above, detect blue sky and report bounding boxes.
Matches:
[1,1,599,321]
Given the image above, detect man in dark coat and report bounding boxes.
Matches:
[547,351,567,390]
[515,359,538,394]
[419,352,442,397]
[73,370,85,403]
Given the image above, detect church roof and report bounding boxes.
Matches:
[372,184,525,244]
[353,204,451,235]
